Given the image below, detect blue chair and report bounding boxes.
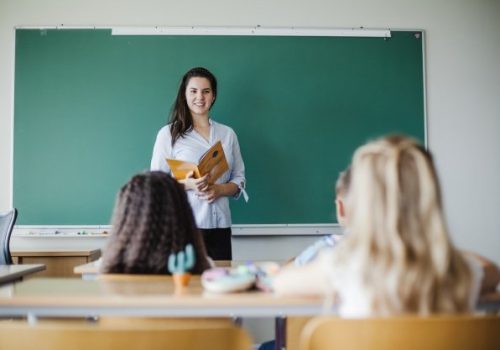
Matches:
[0,208,17,264]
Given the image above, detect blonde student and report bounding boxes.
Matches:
[273,135,499,317]
[101,171,211,275]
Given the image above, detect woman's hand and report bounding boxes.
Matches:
[197,182,239,203]
[197,184,222,203]
[179,171,210,192]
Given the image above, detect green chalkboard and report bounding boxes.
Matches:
[14,29,425,225]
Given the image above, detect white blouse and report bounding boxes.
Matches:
[150,119,246,229]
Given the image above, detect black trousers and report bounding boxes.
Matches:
[199,228,232,260]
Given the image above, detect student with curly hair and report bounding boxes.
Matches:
[101,171,211,275]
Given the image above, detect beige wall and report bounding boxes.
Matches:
[1,0,499,263]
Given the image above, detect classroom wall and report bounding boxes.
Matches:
[1,0,499,263]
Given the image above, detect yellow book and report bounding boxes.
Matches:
[166,141,229,185]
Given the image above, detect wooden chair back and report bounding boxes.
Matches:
[0,322,252,350]
[299,315,500,350]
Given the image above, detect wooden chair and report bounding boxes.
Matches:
[299,315,500,350]
[0,321,252,350]
[0,208,17,264]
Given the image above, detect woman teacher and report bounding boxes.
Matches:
[151,67,246,260]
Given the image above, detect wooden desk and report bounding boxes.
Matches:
[0,275,317,350]
[73,258,102,280]
[0,277,323,318]
[0,265,45,286]
[74,260,251,280]
[1,277,497,350]
[12,249,101,278]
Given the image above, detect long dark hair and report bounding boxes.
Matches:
[101,171,211,275]
[169,67,218,146]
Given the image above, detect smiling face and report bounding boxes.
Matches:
[185,77,215,119]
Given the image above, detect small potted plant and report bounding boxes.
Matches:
[168,244,195,288]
